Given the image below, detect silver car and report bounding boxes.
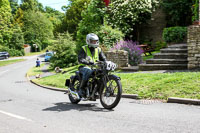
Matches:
[0,52,10,60]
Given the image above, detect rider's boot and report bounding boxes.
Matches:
[78,80,86,97]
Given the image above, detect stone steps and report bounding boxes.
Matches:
[160,48,187,53]
[139,64,188,71]
[138,43,188,71]
[153,53,188,59]
[168,44,187,48]
[146,59,188,64]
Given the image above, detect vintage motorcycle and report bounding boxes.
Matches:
[65,61,122,109]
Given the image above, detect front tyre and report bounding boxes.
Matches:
[100,75,122,109]
[68,77,81,104]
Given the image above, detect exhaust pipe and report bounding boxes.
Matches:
[68,87,80,100]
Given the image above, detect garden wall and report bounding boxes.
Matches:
[104,50,128,68]
[187,25,200,69]
[139,6,166,44]
[24,46,31,54]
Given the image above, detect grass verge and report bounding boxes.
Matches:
[27,63,45,76]
[31,65,200,100]
[0,59,25,67]
[32,65,78,89]
[142,50,160,61]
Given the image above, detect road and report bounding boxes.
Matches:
[0,56,200,133]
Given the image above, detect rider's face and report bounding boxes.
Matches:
[90,40,98,44]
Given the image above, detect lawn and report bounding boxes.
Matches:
[27,63,45,76]
[0,59,25,67]
[142,50,160,61]
[32,65,200,100]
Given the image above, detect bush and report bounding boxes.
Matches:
[111,40,143,66]
[50,33,77,69]
[95,25,124,50]
[192,0,199,22]
[41,40,52,50]
[162,27,187,44]
[0,46,24,56]
[154,41,167,51]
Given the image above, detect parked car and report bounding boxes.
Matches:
[0,52,10,60]
[44,51,53,62]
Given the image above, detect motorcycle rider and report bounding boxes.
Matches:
[78,33,107,96]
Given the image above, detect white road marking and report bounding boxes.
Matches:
[0,110,33,122]
[0,70,9,76]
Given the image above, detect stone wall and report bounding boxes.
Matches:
[187,25,200,69]
[24,46,31,54]
[104,50,128,68]
[139,6,166,44]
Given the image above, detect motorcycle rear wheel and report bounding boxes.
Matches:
[100,75,122,109]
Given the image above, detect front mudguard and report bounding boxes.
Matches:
[65,75,77,87]
[109,74,121,80]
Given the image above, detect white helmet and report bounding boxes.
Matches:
[86,33,99,48]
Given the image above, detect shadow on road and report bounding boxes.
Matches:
[42,102,114,112]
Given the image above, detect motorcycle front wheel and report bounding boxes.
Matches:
[100,75,122,109]
[68,77,81,104]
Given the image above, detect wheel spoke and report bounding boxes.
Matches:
[102,79,119,106]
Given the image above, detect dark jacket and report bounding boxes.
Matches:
[78,46,107,65]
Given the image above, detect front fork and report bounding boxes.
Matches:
[102,75,113,96]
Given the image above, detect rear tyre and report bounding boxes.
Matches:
[100,75,122,109]
[68,77,81,104]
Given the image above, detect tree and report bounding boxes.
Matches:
[0,0,24,56]
[61,0,90,39]
[0,0,13,46]
[50,33,77,68]
[9,0,19,14]
[20,0,43,12]
[14,7,24,27]
[76,0,105,50]
[162,0,194,27]
[44,6,64,35]
[9,24,24,51]
[106,0,159,38]
[22,10,53,47]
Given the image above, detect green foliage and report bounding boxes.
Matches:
[44,6,65,35]
[0,0,25,56]
[95,25,124,49]
[10,24,24,50]
[50,33,77,69]
[0,0,13,46]
[106,0,159,36]
[162,27,187,43]
[76,0,105,51]
[14,8,24,27]
[9,0,19,14]
[192,0,199,22]
[0,46,24,56]
[22,10,53,47]
[162,0,194,26]
[61,0,90,39]
[20,0,43,12]
[153,41,167,51]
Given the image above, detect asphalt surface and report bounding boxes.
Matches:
[0,56,200,133]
